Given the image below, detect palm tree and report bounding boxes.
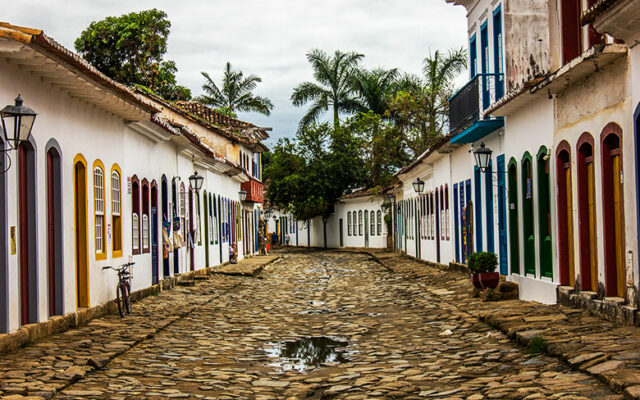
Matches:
[422,48,467,134]
[198,62,274,116]
[291,49,364,131]
[351,68,399,116]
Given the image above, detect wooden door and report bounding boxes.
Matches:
[508,162,520,274]
[74,159,89,308]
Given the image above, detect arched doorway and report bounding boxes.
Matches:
[537,146,552,278]
[601,123,625,297]
[73,154,89,308]
[46,142,64,316]
[203,190,209,267]
[521,153,535,276]
[508,159,519,274]
[556,142,574,286]
[161,175,169,278]
[151,181,159,285]
[172,179,178,274]
[18,139,38,324]
[577,133,597,291]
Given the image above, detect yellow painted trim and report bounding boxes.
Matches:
[92,159,107,261]
[110,163,123,259]
[73,153,90,308]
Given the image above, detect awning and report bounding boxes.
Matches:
[450,118,504,144]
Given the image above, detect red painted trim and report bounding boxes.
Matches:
[556,141,572,286]
[600,123,624,296]
[131,175,141,255]
[561,0,582,64]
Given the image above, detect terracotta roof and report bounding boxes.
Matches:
[0,22,159,115]
[340,183,396,200]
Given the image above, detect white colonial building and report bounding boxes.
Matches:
[0,22,268,334]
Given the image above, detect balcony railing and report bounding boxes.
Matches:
[449,73,504,135]
[241,178,264,203]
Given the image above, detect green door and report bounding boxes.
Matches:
[537,148,552,278]
[508,160,520,274]
[522,154,535,275]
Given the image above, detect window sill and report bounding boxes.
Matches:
[112,250,123,259]
[95,252,107,261]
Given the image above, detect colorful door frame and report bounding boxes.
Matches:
[188,188,195,271]
[577,133,597,291]
[474,167,483,252]
[497,155,508,275]
[73,154,89,309]
[18,139,39,324]
[161,175,169,277]
[171,178,179,274]
[436,190,441,263]
[522,153,535,276]
[151,182,159,284]
[601,123,625,297]
[454,183,460,263]
[508,158,520,274]
[537,146,553,278]
[485,161,495,253]
[46,140,64,317]
[556,142,575,287]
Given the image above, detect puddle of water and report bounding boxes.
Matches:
[264,336,351,372]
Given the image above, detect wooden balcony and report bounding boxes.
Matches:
[241,178,263,203]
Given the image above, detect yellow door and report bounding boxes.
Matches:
[74,158,90,308]
[565,166,575,287]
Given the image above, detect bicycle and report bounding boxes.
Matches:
[102,262,135,317]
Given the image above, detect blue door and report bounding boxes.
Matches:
[497,155,508,274]
[453,183,460,262]
[485,161,495,253]
[474,167,483,252]
[151,206,158,284]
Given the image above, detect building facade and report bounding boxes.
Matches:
[0,23,267,334]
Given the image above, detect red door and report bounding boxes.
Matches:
[18,145,29,325]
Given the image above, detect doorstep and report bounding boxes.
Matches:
[559,286,638,326]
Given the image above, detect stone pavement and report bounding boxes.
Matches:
[213,255,279,277]
[0,249,632,399]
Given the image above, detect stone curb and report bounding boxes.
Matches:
[366,251,640,400]
[0,259,240,356]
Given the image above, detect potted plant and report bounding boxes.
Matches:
[469,251,499,289]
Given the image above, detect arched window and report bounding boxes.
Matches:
[111,165,122,258]
[358,210,363,236]
[430,193,435,240]
[93,161,106,259]
[370,211,375,235]
[440,186,445,241]
[537,146,552,278]
[377,210,382,235]
[131,175,140,254]
[347,212,352,236]
[508,159,519,274]
[142,179,150,253]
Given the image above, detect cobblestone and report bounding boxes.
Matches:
[0,249,629,399]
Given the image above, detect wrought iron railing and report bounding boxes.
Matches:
[448,73,504,136]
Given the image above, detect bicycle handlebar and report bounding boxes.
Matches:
[102,261,135,271]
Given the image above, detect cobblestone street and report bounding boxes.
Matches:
[0,250,627,399]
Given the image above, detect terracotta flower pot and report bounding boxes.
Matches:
[471,273,482,289]
[478,272,500,289]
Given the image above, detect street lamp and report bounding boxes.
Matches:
[412,177,425,194]
[1,95,37,151]
[238,189,248,202]
[188,171,204,193]
[473,142,493,173]
[264,209,272,218]
[387,192,395,201]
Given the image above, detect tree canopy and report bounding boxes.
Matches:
[197,62,274,117]
[74,9,191,101]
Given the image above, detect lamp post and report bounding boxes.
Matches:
[412,178,425,258]
[412,177,425,194]
[188,171,204,194]
[473,142,493,173]
[0,95,37,174]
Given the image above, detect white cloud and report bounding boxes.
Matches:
[3,0,468,145]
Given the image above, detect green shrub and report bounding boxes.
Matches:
[468,251,498,273]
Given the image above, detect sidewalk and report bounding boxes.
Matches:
[367,250,640,399]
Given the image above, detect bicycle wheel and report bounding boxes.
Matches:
[116,283,125,318]
[123,282,132,314]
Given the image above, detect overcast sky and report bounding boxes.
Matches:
[3,1,468,146]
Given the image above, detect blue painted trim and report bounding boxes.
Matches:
[485,161,495,253]
[493,3,502,16]
[450,118,504,144]
[497,155,508,275]
[475,167,483,252]
[454,183,460,263]
[470,34,477,78]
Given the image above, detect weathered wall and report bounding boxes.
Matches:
[504,0,551,91]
